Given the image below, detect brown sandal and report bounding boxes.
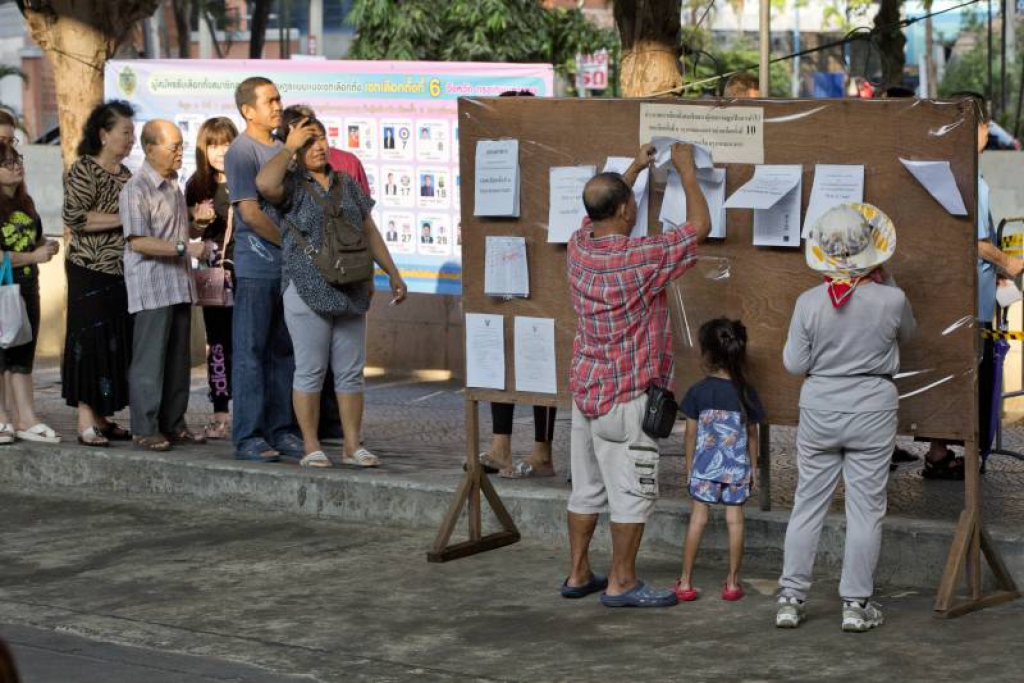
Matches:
[169,429,207,445]
[99,421,132,441]
[133,435,171,452]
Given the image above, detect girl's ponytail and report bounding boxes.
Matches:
[698,318,755,423]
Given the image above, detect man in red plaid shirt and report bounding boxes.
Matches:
[561,143,711,608]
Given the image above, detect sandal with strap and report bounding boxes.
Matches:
[78,426,110,448]
[98,421,132,441]
[500,460,556,479]
[169,429,207,446]
[133,435,171,452]
[300,451,332,468]
[16,423,60,444]
[203,419,229,440]
[921,449,965,480]
[341,447,380,468]
[0,423,14,445]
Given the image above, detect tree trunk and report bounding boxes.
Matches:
[18,1,160,169]
[249,0,271,59]
[924,16,937,97]
[614,0,683,97]
[873,0,906,88]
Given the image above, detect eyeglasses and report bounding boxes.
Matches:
[0,155,23,170]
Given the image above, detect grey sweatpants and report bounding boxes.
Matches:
[282,283,366,394]
[779,408,896,602]
[129,303,191,438]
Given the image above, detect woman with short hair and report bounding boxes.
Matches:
[61,100,136,447]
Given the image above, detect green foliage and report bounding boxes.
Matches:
[347,0,618,92]
[821,0,876,33]
[683,37,790,97]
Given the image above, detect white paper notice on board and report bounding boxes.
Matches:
[465,313,505,390]
[548,165,596,243]
[899,158,968,216]
[639,104,764,164]
[602,157,650,237]
[650,136,714,171]
[802,164,864,238]
[659,168,727,239]
[514,316,557,394]
[484,236,529,298]
[726,165,803,248]
[474,139,520,217]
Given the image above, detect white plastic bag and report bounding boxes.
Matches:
[0,253,32,349]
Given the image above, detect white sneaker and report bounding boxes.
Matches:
[842,600,884,632]
[775,596,806,628]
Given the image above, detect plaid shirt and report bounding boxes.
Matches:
[568,222,698,418]
[120,161,196,314]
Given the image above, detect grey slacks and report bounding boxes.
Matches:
[779,408,897,602]
[129,303,192,438]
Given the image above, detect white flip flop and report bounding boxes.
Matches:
[341,447,380,468]
[16,423,60,444]
[299,450,332,468]
[0,423,14,445]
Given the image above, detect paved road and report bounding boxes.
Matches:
[0,489,1020,682]
[2,623,309,682]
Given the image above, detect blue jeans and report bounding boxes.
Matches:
[232,276,297,451]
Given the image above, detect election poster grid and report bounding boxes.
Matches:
[105,59,554,295]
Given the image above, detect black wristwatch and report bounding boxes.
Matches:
[175,240,186,257]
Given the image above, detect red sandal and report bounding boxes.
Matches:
[673,579,699,602]
[722,582,745,601]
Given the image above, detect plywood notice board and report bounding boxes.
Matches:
[459,97,978,440]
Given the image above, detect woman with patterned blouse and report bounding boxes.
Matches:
[0,142,60,444]
[256,112,407,469]
[61,100,136,447]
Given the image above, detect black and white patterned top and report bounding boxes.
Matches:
[278,166,374,316]
[63,155,132,276]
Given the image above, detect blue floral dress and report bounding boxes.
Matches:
[681,376,765,505]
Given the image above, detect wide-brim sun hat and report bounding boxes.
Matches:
[805,202,896,278]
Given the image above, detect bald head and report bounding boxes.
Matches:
[141,119,183,177]
[583,172,633,223]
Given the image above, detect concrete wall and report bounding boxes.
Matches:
[22,144,465,375]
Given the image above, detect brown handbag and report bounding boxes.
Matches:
[192,205,234,307]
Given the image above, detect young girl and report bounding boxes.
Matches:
[675,318,764,602]
[186,117,238,440]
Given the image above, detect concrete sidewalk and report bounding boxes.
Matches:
[5,366,1024,590]
[0,489,1021,683]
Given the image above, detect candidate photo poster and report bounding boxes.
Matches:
[105,59,554,295]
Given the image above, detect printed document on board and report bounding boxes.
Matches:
[725,165,803,248]
[474,140,520,217]
[465,313,505,390]
[802,165,865,238]
[548,166,596,243]
[514,316,557,394]
[659,168,727,239]
[484,236,529,298]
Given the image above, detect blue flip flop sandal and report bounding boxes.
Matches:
[561,573,608,599]
[600,581,679,608]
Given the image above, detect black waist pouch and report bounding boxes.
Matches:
[642,385,677,439]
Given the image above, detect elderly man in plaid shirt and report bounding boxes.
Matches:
[561,143,711,608]
[121,120,210,452]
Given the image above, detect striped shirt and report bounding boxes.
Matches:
[120,161,196,314]
[567,221,698,418]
